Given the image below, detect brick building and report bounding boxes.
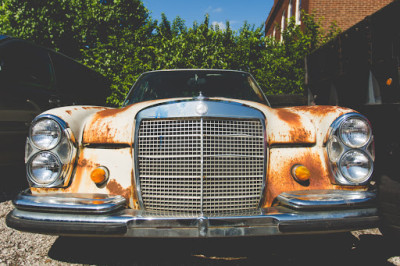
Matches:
[265,0,393,39]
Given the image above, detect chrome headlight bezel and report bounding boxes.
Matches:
[338,116,372,148]
[326,113,374,185]
[30,118,63,150]
[27,151,63,186]
[25,114,77,188]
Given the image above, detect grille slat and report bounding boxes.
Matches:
[137,118,264,214]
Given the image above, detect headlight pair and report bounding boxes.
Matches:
[25,115,76,187]
[327,113,374,185]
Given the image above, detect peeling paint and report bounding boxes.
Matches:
[92,108,127,119]
[130,170,139,209]
[291,105,352,117]
[276,108,302,127]
[106,179,132,201]
[81,98,191,145]
[268,108,316,145]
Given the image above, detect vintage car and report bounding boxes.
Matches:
[7,69,379,237]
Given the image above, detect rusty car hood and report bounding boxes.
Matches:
[42,98,354,147]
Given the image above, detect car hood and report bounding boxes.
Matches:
[43,98,353,147]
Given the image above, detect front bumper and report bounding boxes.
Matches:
[7,189,379,238]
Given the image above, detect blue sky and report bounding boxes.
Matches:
[143,0,274,31]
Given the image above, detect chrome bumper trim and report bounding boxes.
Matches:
[276,190,377,210]
[13,189,126,214]
[7,190,379,238]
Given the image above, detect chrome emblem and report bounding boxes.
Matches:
[196,102,208,115]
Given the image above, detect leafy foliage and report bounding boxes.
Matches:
[0,0,339,106]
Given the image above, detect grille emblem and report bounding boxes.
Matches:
[195,102,208,115]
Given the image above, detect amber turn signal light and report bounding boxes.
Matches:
[91,167,109,185]
[386,78,393,86]
[291,165,311,182]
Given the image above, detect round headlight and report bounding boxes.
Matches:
[339,118,371,148]
[28,152,62,186]
[327,135,344,163]
[31,119,62,150]
[339,150,373,184]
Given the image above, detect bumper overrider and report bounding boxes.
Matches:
[6,189,379,237]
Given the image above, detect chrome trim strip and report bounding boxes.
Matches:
[138,154,265,159]
[276,190,376,210]
[138,134,263,139]
[140,175,264,179]
[134,119,144,210]
[13,190,126,214]
[135,100,266,120]
[7,190,378,237]
[139,155,202,158]
[200,117,204,215]
[7,205,379,237]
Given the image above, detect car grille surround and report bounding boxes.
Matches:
[137,117,265,215]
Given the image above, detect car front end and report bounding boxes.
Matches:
[6,70,379,237]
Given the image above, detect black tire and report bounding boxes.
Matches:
[378,174,400,237]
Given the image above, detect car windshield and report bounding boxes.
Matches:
[123,70,269,106]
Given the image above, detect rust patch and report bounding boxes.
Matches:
[269,128,314,145]
[287,128,311,143]
[68,154,100,193]
[82,106,134,144]
[82,106,106,110]
[130,170,139,209]
[78,158,89,168]
[276,108,302,127]
[30,187,65,193]
[94,107,127,119]
[77,158,98,168]
[291,105,351,117]
[66,110,72,115]
[83,123,122,144]
[68,165,83,193]
[106,179,132,201]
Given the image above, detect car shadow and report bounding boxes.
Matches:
[0,165,28,203]
[48,232,398,265]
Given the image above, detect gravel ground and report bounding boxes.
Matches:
[1,191,400,266]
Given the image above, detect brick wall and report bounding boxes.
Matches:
[265,0,292,38]
[310,0,393,31]
[265,0,393,37]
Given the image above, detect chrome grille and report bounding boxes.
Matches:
[137,118,264,214]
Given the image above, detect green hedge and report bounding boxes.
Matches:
[0,0,339,106]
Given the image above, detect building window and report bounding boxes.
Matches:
[295,0,302,25]
[281,10,286,41]
[288,0,293,19]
